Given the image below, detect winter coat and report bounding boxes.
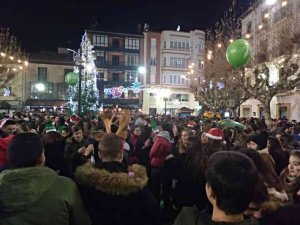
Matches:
[75,161,162,225]
[174,207,259,225]
[149,131,173,168]
[44,139,68,176]
[164,153,208,210]
[0,166,91,225]
[64,138,90,177]
[0,135,14,167]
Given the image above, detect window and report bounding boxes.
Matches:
[112,73,119,81]
[30,82,54,99]
[164,41,166,48]
[181,94,189,102]
[150,57,156,66]
[96,51,106,65]
[126,71,137,82]
[112,55,119,65]
[125,54,139,66]
[125,37,139,50]
[64,68,73,80]
[169,41,189,50]
[97,72,105,81]
[93,35,108,47]
[247,22,252,33]
[112,38,120,48]
[38,67,47,81]
[174,42,177,49]
[57,83,68,100]
[170,57,188,67]
[186,42,189,50]
[169,93,189,102]
[162,74,189,85]
[164,57,166,66]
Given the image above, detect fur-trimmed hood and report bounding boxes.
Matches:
[75,163,148,196]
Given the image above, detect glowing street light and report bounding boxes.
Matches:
[138,66,146,74]
[35,83,45,92]
[282,1,287,6]
[266,0,277,6]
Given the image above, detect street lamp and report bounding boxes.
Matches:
[161,88,170,115]
[163,97,168,115]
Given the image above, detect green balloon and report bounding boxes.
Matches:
[65,72,79,86]
[218,119,245,132]
[226,39,252,68]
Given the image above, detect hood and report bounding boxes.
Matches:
[75,163,148,196]
[156,131,173,143]
[0,167,57,215]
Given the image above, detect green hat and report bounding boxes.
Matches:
[57,125,66,133]
[45,122,56,133]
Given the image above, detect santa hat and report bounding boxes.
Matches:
[70,115,80,123]
[206,128,224,140]
[0,118,12,129]
[45,122,56,133]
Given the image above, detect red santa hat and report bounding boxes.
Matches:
[0,118,12,129]
[69,115,80,123]
[206,128,224,140]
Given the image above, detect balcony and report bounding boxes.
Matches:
[95,60,109,68]
[100,98,141,109]
[108,64,125,70]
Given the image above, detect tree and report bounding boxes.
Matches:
[192,0,251,115]
[244,2,300,120]
[67,32,99,115]
[0,28,27,98]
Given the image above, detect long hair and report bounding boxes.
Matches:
[178,128,193,154]
[203,138,225,158]
[268,136,283,153]
[239,148,284,192]
[184,136,206,179]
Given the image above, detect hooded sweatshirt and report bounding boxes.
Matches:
[0,166,91,225]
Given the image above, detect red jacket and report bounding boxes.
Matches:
[0,135,14,166]
[149,133,172,167]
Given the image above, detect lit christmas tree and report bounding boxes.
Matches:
[67,32,99,115]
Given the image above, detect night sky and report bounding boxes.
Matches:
[0,0,251,52]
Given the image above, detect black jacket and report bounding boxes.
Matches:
[164,154,208,210]
[75,161,162,225]
[44,139,68,176]
[64,138,90,177]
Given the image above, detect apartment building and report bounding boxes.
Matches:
[25,48,73,110]
[86,30,144,109]
[239,0,300,120]
[142,30,205,115]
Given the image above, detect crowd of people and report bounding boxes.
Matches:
[0,110,300,225]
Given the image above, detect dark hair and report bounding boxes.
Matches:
[71,125,83,134]
[238,148,284,192]
[185,136,206,179]
[203,138,225,158]
[42,131,64,145]
[7,133,44,168]
[290,150,300,160]
[99,133,122,160]
[178,128,193,153]
[268,136,282,152]
[205,151,258,215]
